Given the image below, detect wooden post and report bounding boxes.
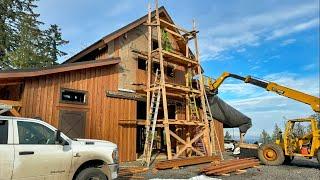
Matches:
[155,0,172,160]
[193,19,212,156]
[240,131,245,144]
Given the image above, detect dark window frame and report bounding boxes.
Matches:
[166,66,175,78]
[60,88,88,105]
[138,57,147,70]
[152,39,159,50]
[152,62,160,74]
[0,120,8,144]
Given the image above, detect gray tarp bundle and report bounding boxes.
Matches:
[207,95,252,133]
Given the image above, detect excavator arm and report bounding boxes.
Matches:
[208,72,320,113]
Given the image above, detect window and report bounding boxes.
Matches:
[166,66,175,77]
[0,120,8,144]
[152,62,160,73]
[138,58,147,70]
[17,121,55,144]
[60,89,87,104]
[152,40,159,50]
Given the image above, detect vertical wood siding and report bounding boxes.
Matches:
[20,65,137,162]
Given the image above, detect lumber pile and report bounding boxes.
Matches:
[201,158,260,176]
[118,167,149,179]
[155,156,220,170]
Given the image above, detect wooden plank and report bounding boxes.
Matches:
[106,91,145,101]
[155,156,219,170]
[193,20,212,156]
[162,50,198,65]
[9,109,21,117]
[174,130,205,158]
[159,19,189,33]
[169,130,187,145]
[164,28,185,41]
[0,100,22,106]
[212,161,260,175]
[203,160,259,175]
[154,1,172,160]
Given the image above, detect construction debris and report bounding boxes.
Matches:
[155,156,220,170]
[201,158,260,176]
[118,167,149,177]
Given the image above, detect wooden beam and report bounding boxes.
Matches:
[106,91,146,101]
[155,0,172,160]
[164,28,186,41]
[159,19,189,33]
[162,50,198,65]
[169,130,187,145]
[0,100,22,106]
[193,19,212,156]
[174,130,205,158]
[10,109,21,117]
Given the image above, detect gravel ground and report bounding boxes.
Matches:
[118,153,320,180]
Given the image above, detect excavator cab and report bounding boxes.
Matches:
[258,118,320,165]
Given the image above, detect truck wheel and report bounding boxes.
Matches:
[258,143,285,166]
[283,155,294,164]
[76,167,107,180]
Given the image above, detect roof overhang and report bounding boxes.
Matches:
[0,57,120,82]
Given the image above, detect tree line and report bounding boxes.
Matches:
[259,114,319,144]
[223,114,319,144]
[0,0,68,69]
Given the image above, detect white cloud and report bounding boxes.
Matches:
[280,38,296,46]
[302,63,319,71]
[200,2,319,61]
[267,18,319,40]
[250,65,260,70]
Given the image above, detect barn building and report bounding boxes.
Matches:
[0,7,224,162]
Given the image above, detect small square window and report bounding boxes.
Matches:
[166,66,175,77]
[152,40,159,50]
[138,58,147,70]
[152,62,160,73]
[60,89,87,104]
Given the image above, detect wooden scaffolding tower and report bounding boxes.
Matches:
[143,1,219,166]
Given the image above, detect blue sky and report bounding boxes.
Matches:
[36,0,320,138]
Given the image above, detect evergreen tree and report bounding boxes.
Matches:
[259,129,271,144]
[271,123,282,141]
[224,131,232,140]
[0,0,68,69]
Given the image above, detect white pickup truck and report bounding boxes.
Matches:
[0,116,119,180]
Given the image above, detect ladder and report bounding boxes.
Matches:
[187,73,199,120]
[143,69,161,166]
[204,89,224,160]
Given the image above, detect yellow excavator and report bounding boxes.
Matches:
[208,72,320,165]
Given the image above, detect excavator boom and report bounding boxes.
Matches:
[209,72,320,112]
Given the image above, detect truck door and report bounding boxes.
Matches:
[0,119,14,180]
[12,120,73,180]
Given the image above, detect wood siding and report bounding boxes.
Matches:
[19,65,137,162]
